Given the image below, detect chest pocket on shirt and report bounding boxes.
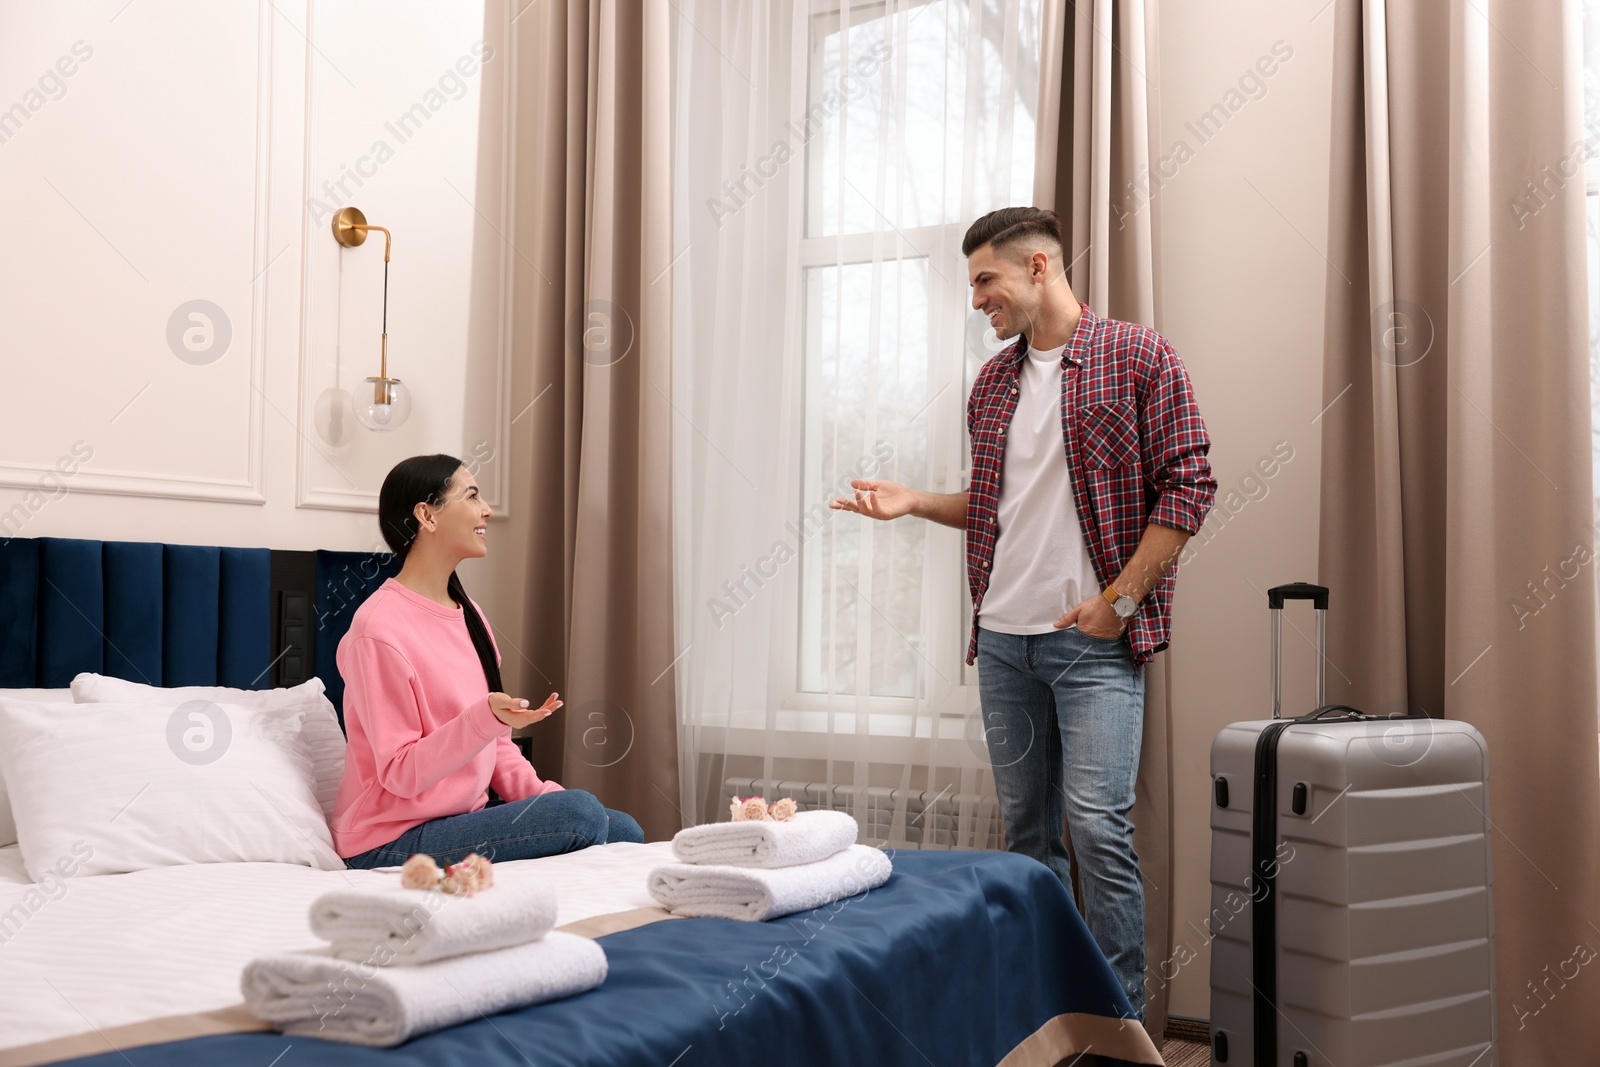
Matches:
[1078,401,1139,469]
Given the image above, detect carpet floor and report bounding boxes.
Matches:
[1159,1036,1210,1066]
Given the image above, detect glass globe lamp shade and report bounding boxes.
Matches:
[354,376,412,432]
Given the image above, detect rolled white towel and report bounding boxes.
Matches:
[646,843,892,921]
[241,932,606,1047]
[671,810,858,868]
[308,881,557,965]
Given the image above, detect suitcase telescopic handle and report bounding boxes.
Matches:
[1267,582,1329,610]
[1267,583,1329,718]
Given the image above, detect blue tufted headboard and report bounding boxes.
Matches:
[0,537,397,720]
[0,537,271,689]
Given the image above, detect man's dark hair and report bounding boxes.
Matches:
[961,206,1064,259]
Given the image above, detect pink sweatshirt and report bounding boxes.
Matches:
[330,578,561,857]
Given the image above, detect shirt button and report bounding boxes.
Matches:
[983,560,991,570]
[1009,386,1018,396]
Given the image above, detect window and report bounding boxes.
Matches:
[793,0,1041,708]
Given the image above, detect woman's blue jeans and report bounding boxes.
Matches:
[342,789,645,870]
[975,625,1147,1019]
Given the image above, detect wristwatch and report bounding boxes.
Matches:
[1102,585,1139,620]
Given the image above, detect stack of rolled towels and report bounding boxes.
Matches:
[241,868,605,1046]
[647,805,892,921]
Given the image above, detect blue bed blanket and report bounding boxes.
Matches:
[52,850,1161,1067]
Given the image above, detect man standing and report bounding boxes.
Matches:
[830,207,1215,1018]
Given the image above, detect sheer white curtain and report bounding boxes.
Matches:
[672,0,1042,844]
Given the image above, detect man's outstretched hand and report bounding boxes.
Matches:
[830,479,917,521]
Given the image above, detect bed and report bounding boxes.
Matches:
[0,536,1164,1067]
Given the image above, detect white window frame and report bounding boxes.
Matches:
[767,0,983,727]
[789,230,972,713]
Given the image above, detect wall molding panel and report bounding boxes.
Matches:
[0,0,274,506]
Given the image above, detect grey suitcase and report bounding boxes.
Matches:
[1207,582,1497,1066]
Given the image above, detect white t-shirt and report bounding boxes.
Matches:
[979,342,1100,635]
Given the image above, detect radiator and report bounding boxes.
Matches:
[722,777,1001,851]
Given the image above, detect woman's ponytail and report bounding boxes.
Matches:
[447,570,503,694]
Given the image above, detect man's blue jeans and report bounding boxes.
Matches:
[976,625,1146,1019]
[342,789,645,870]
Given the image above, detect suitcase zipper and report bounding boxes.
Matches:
[1252,718,1295,1066]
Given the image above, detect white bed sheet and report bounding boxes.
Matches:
[0,840,673,1057]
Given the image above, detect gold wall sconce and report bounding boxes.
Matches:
[331,206,412,431]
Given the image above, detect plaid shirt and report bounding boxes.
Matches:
[965,305,1215,666]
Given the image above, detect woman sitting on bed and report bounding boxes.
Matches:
[334,453,644,869]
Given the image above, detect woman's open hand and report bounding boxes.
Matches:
[489,691,562,729]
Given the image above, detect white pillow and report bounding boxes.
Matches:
[70,675,345,821]
[0,689,74,847]
[0,697,343,880]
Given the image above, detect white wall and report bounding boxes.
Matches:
[0,0,517,625]
[1154,0,1337,1019]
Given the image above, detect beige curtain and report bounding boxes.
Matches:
[1033,0,1171,1045]
[511,0,679,842]
[1321,1,1600,1061]
[1036,0,1161,325]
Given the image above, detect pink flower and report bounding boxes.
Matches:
[400,854,441,890]
[442,853,494,896]
[729,796,745,821]
[769,797,798,822]
[740,797,769,822]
